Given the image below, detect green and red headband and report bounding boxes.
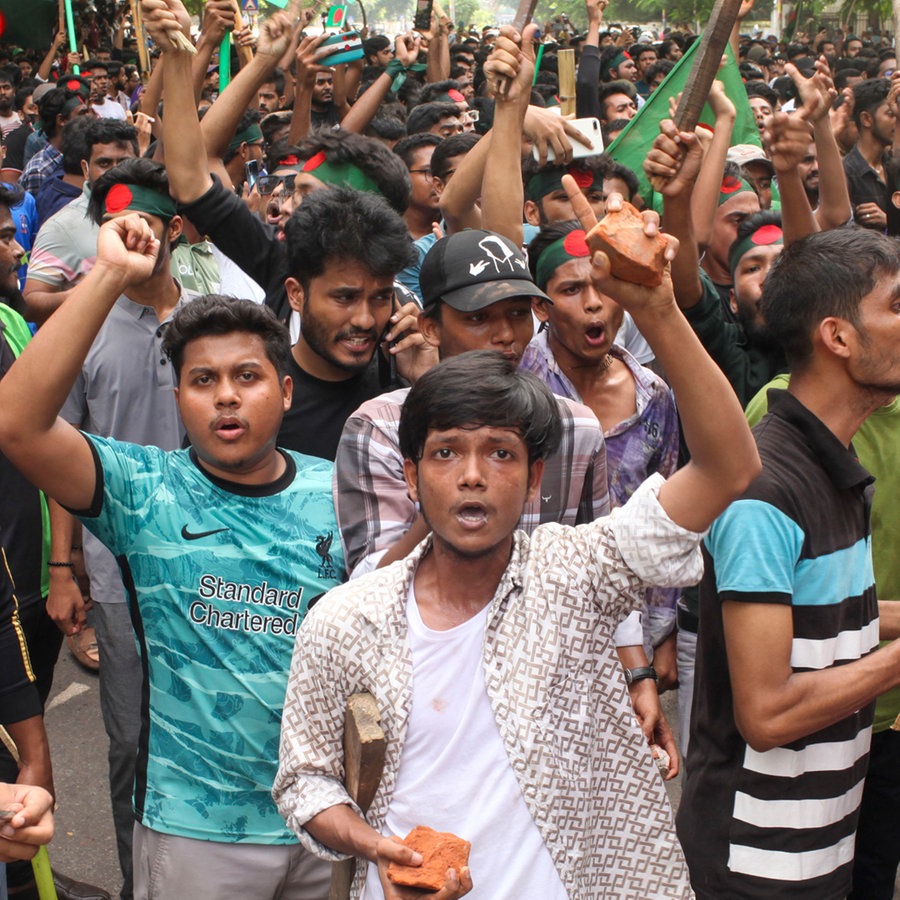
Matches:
[104,183,178,222]
[728,223,783,276]
[718,174,756,206]
[534,229,590,290]
[526,163,600,203]
[301,150,380,195]
[611,49,631,70]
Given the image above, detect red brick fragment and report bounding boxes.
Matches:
[586,201,669,287]
[386,825,471,892]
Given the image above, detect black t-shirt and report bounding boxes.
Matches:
[4,123,32,172]
[277,352,396,461]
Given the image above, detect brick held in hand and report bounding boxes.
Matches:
[586,201,669,288]
[386,825,471,892]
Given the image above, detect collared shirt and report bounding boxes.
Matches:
[20,142,63,195]
[521,333,681,640]
[843,145,891,227]
[275,473,700,900]
[61,289,198,605]
[678,389,878,897]
[334,387,609,578]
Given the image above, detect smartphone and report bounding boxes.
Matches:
[316,31,364,66]
[413,0,433,32]
[244,159,260,190]
[534,117,603,163]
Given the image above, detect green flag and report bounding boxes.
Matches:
[261,0,290,9]
[0,0,56,49]
[607,41,761,211]
[325,5,347,27]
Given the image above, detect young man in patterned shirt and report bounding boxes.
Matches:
[274,175,760,899]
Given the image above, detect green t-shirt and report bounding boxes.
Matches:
[746,376,900,732]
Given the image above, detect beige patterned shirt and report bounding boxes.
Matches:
[275,474,699,899]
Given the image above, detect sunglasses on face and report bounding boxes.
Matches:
[256,173,298,196]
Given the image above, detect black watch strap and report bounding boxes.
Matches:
[624,666,658,686]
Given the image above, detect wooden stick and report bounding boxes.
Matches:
[492,0,539,98]
[231,0,254,67]
[329,693,385,900]
[672,0,742,133]
[557,47,575,115]
[131,0,152,76]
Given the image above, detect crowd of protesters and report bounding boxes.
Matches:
[2,0,900,897]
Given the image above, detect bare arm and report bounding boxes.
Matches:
[879,601,900,639]
[725,600,900,751]
[192,0,235,104]
[22,280,71,326]
[288,32,329,145]
[5,717,53,799]
[480,25,536,246]
[765,111,817,243]
[421,10,451,85]
[438,129,490,233]
[305,805,471,898]
[138,53,166,139]
[200,14,296,160]
[645,120,704,308]
[45,501,87,637]
[0,216,159,512]
[37,31,67,82]
[566,178,760,532]
[690,80,735,252]
[376,514,431,569]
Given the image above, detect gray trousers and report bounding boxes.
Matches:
[133,823,331,900]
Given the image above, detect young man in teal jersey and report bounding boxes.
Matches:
[0,210,345,899]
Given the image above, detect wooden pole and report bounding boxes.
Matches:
[131,0,151,80]
[231,0,255,68]
[673,0,743,133]
[557,48,575,116]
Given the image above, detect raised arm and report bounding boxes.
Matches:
[0,215,159,511]
[690,79,736,253]
[192,0,236,104]
[645,119,704,308]
[566,178,761,532]
[764,110,817,243]
[289,32,330,144]
[479,24,536,246]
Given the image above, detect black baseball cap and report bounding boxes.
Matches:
[420,229,551,311]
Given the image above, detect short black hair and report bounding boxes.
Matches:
[604,159,638,200]
[760,227,900,369]
[294,128,412,214]
[223,109,261,165]
[365,115,407,143]
[745,81,778,108]
[85,118,139,157]
[406,101,461,135]
[163,295,292,381]
[0,183,24,213]
[431,131,479,180]
[88,157,172,226]
[398,350,562,465]
[392,132,442,169]
[261,68,286,98]
[60,115,97,174]
[284,187,415,292]
[417,80,463,104]
[852,77,891,128]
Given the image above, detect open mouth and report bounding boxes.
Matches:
[585,324,606,347]
[456,503,488,529]
[212,417,247,440]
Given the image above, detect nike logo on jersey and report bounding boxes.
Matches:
[181,525,229,541]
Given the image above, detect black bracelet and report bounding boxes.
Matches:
[71,545,83,551]
[48,561,75,568]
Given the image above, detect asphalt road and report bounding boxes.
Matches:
[44,649,120,897]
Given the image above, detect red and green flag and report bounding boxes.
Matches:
[607,41,761,212]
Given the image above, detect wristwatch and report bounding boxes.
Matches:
[624,666,658,686]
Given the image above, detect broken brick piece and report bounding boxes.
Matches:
[386,825,471,892]
[586,201,669,287]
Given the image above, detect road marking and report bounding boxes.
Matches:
[46,682,91,711]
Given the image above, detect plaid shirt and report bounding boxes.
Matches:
[275,474,699,900]
[334,387,609,578]
[20,143,62,195]
[521,334,682,643]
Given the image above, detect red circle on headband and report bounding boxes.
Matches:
[447,89,465,102]
[720,175,743,194]
[568,165,593,189]
[67,79,82,91]
[751,224,783,245]
[563,230,590,257]
[105,184,133,214]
